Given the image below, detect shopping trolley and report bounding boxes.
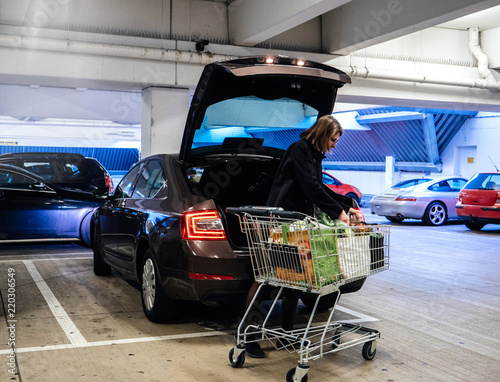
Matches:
[227,206,390,382]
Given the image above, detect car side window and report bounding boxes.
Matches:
[132,160,166,198]
[0,170,37,190]
[450,179,466,191]
[322,173,339,185]
[429,181,452,192]
[114,162,145,199]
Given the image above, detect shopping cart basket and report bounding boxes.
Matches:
[227,206,390,382]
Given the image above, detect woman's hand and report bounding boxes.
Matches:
[348,208,364,226]
[338,210,350,225]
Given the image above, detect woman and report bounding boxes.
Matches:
[243,115,362,358]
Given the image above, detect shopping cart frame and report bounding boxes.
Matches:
[227,207,390,382]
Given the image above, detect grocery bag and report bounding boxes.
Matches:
[337,233,370,280]
[369,233,385,270]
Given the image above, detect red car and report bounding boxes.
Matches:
[322,171,362,203]
[456,172,500,230]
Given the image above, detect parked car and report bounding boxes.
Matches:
[369,176,467,225]
[0,164,104,242]
[91,56,363,322]
[0,152,113,194]
[322,171,362,203]
[456,172,500,230]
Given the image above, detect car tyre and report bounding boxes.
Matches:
[386,216,405,223]
[464,222,485,230]
[141,249,178,323]
[423,201,447,226]
[301,291,339,311]
[93,232,111,276]
[345,192,360,204]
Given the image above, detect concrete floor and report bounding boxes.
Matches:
[1,210,499,381]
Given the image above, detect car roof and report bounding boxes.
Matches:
[0,152,87,160]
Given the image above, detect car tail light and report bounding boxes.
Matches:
[189,273,234,280]
[496,192,500,204]
[396,197,417,202]
[181,210,227,240]
[106,175,114,193]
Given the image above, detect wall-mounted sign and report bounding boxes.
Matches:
[0,141,18,145]
[467,157,474,164]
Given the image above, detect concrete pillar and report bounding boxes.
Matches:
[385,156,395,189]
[141,87,190,158]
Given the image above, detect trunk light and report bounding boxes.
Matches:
[181,210,227,240]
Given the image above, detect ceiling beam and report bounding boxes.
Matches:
[228,0,350,46]
[322,0,500,55]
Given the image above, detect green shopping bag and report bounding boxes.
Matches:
[310,229,341,287]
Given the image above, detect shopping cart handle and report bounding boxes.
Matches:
[226,206,310,220]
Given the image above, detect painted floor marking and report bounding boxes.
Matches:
[0,257,379,355]
[23,260,88,346]
[0,331,228,354]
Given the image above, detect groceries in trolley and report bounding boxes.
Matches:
[262,217,387,291]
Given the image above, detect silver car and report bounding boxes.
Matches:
[369,176,467,226]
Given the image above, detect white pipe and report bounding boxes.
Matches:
[468,27,495,83]
[2,33,500,91]
[0,34,232,65]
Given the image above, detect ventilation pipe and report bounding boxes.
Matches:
[333,29,500,91]
[0,34,231,65]
[468,27,495,83]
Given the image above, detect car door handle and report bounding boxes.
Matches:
[0,190,4,200]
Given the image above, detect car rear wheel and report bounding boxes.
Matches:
[345,192,360,204]
[423,202,447,226]
[141,249,178,322]
[464,222,485,230]
[386,216,405,223]
[93,232,111,276]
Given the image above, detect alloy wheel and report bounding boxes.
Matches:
[142,258,156,311]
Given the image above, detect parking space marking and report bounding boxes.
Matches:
[0,256,379,355]
[0,330,228,354]
[23,260,88,346]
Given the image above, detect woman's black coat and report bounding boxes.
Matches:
[267,138,353,219]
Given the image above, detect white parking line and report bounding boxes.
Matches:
[23,260,88,346]
[0,257,378,355]
[0,331,228,354]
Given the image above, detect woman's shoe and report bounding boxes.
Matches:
[245,341,265,358]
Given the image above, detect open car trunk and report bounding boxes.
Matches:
[180,56,351,249]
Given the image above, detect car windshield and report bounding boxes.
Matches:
[463,173,500,190]
[191,96,318,155]
[393,178,432,188]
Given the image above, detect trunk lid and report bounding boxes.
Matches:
[179,56,350,164]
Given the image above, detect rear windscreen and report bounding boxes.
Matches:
[464,173,500,190]
[191,96,318,154]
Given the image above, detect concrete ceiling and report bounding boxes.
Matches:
[1,0,500,126]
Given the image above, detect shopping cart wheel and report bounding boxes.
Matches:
[229,348,245,368]
[286,367,308,382]
[362,341,377,360]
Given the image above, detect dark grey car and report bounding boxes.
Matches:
[91,56,358,322]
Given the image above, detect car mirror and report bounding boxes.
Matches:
[30,182,48,191]
[93,186,110,199]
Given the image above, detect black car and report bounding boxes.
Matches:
[0,152,113,194]
[92,56,357,322]
[0,164,104,242]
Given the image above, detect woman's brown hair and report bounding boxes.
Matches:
[299,115,343,153]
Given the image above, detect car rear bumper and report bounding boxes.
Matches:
[370,199,426,219]
[456,204,500,224]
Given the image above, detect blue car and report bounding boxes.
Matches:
[0,164,105,243]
